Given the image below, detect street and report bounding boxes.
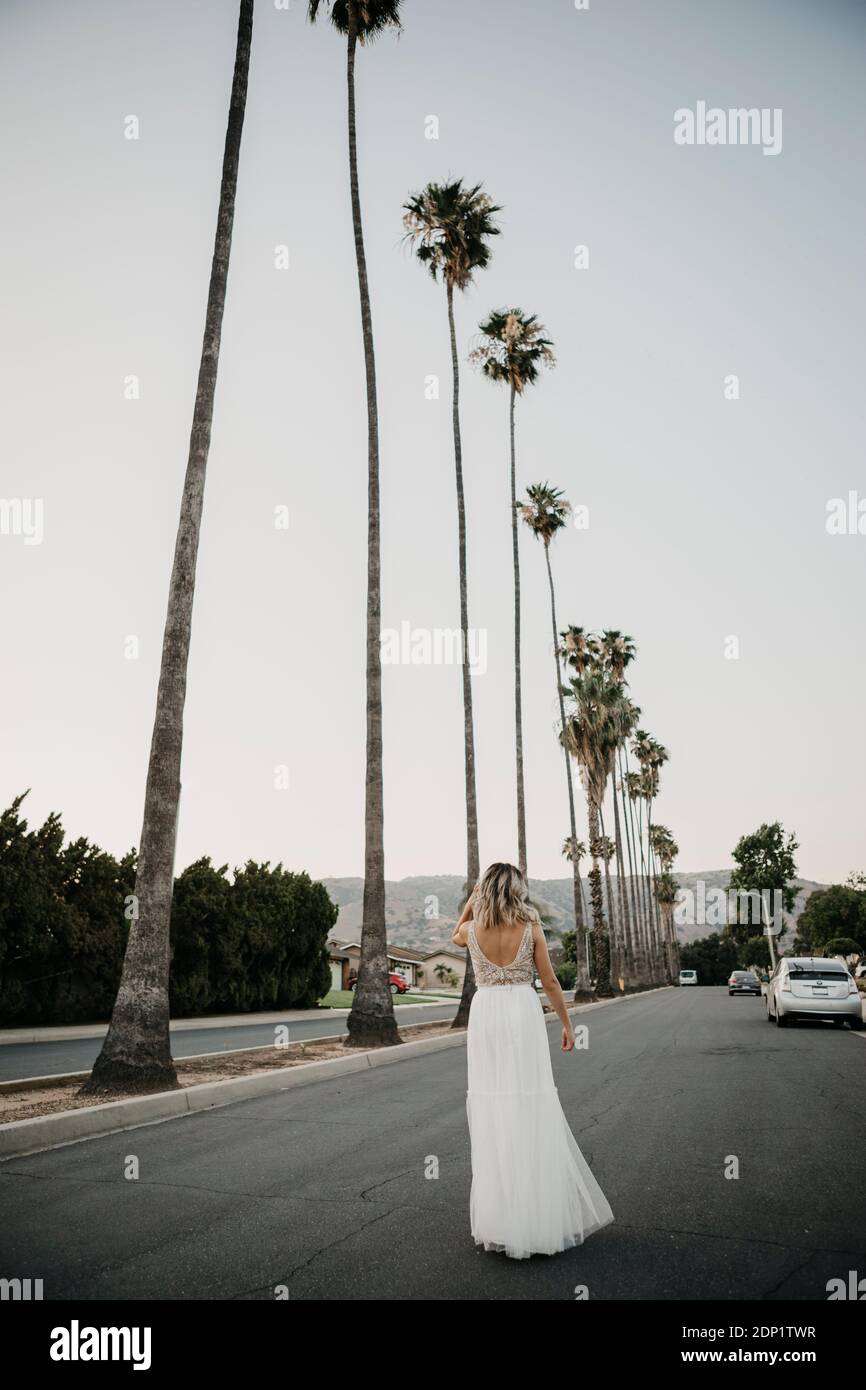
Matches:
[1,987,864,1300]
[0,1002,460,1082]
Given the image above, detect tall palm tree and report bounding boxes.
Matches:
[402,179,500,1029]
[308,0,403,1047]
[596,830,620,987]
[562,668,621,997]
[520,483,591,996]
[632,732,655,957]
[642,736,670,977]
[470,310,555,875]
[83,0,255,1096]
[614,696,647,985]
[624,766,654,978]
[594,632,640,988]
[651,824,679,982]
[562,836,590,976]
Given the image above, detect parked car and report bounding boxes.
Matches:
[728,970,761,996]
[349,972,410,995]
[678,969,698,986]
[765,957,863,1029]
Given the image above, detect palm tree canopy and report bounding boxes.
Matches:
[650,824,678,868]
[563,836,587,863]
[595,629,636,682]
[402,179,501,291]
[307,0,402,40]
[519,482,571,546]
[470,308,555,393]
[597,835,616,864]
[561,669,624,807]
[558,625,595,675]
[656,871,679,906]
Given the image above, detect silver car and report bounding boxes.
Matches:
[766,957,864,1030]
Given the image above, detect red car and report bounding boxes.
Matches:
[349,972,409,994]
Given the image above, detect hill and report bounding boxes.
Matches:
[323,872,827,954]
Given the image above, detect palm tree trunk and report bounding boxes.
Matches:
[618,750,645,985]
[611,776,634,985]
[83,0,254,1096]
[647,798,667,982]
[638,797,658,981]
[446,282,480,1030]
[576,857,592,976]
[625,745,653,978]
[587,801,612,996]
[344,14,398,1048]
[598,804,620,990]
[645,803,663,980]
[509,384,527,875]
[543,543,591,996]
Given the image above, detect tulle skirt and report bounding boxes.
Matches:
[466,983,614,1259]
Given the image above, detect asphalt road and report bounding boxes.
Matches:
[0,1002,461,1081]
[1,986,864,1300]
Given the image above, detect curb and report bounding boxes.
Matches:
[0,1017,451,1094]
[0,1028,468,1162]
[0,998,454,1047]
[0,986,673,1161]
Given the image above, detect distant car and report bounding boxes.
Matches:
[349,972,409,995]
[766,957,863,1029]
[679,969,698,986]
[728,970,761,996]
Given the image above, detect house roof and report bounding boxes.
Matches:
[328,936,467,964]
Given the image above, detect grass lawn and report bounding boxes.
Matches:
[319,990,434,1009]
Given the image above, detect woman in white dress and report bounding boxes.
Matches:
[452,862,614,1259]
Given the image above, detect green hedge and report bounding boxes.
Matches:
[0,794,336,1026]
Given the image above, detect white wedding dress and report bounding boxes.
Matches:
[465,919,614,1259]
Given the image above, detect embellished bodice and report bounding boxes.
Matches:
[467,919,535,987]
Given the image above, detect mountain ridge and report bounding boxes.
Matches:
[323,872,826,953]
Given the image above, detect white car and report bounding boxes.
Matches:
[766,957,863,1030]
[678,969,697,986]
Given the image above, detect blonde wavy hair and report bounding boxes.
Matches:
[471,862,540,932]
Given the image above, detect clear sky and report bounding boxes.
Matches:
[2,0,865,885]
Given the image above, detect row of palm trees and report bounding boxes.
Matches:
[83,0,677,1095]
[510,476,680,998]
[552,619,679,997]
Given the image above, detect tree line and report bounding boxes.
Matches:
[0,795,335,1026]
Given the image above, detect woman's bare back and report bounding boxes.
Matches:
[473,918,536,967]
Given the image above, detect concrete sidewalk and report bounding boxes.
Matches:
[0,996,456,1046]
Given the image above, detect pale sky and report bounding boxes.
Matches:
[2,0,865,885]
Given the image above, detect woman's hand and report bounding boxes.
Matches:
[561,1027,575,1052]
